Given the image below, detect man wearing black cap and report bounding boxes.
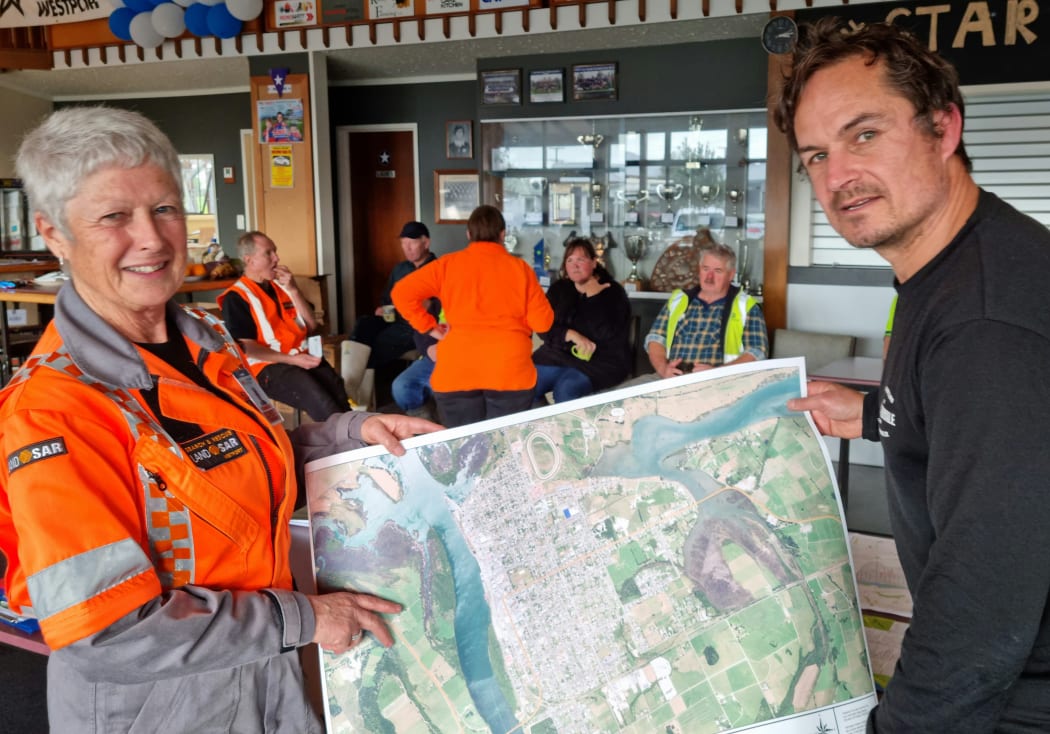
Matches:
[351,221,437,369]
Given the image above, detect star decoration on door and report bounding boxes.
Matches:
[379,151,391,165]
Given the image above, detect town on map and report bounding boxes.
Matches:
[305,359,877,734]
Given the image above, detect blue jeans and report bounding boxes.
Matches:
[534,364,594,404]
[392,356,434,411]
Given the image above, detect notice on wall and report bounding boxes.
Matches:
[424,0,468,13]
[258,99,305,144]
[368,0,413,20]
[273,0,316,27]
[270,146,294,188]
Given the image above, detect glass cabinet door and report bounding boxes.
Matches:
[481,110,768,294]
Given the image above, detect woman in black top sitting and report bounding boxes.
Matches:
[533,238,633,403]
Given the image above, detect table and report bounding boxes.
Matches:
[0,279,237,384]
[809,356,883,509]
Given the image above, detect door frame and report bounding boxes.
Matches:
[335,124,420,332]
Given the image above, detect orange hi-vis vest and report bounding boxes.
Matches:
[0,307,297,650]
[218,276,308,376]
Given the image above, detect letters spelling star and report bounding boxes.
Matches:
[0,0,25,17]
[379,151,391,165]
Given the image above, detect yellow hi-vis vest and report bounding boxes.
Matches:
[665,287,756,363]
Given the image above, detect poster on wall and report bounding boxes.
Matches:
[258,99,305,143]
[270,146,294,188]
[273,0,317,27]
[475,0,531,9]
[368,0,414,19]
[424,0,468,13]
[321,0,366,23]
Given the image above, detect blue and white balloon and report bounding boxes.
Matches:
[129,10,165,47]
[152,2,186,37]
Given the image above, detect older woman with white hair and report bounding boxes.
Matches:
[0,106,438,732]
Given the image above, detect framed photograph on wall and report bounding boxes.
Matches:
[446,121,473,159]
[529,69,564,103]
[435,170,479,223]
[572,62,618,101]
[480,69,522,105]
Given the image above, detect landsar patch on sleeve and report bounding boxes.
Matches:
[7,437,69,475]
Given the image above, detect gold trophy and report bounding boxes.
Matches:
[590,183,604,224]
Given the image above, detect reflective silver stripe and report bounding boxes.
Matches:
[139,464,196,588]
[26,538,152,620]
[30,348,197,588]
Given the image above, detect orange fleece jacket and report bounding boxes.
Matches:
[392,240,554,392]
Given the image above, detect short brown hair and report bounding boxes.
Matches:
[467,205,506,243]
[772,17,971,171]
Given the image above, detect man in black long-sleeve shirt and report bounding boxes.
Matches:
[777,18,1050,732]
[350,221,437,368]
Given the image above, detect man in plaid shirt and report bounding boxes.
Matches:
[645,243,767,377]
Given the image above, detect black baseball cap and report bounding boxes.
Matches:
[399,221,430,239]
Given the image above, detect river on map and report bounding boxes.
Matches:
[343,371,799,733]
[344,451,523,734]
[592,374,799,499]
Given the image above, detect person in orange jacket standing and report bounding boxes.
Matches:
[392,205,553,427]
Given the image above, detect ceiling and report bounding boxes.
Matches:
[0,12,766,100]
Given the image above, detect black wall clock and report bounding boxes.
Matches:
[762,16,798,55]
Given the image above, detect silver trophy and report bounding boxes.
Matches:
[657,183,683,209]
[616,189,650,225]
[656,183,683,224]
[696,184,720,204]
[726,188,743,228]
[623,232,649,291]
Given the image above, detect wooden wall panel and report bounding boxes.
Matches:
[250,72,317,276]
[763,51,791,335]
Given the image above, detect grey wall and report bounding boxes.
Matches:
[57,95,252,253]
[327,37,768,254]
[328,79,478,254]
[479,38,768,118]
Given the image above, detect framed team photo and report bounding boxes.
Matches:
[572,62,618,101]
[529,69,564,103]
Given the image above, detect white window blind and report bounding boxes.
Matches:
[797,89,1050,268]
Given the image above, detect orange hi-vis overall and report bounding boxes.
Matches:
[218,276,308,376]
[0,306,297,651]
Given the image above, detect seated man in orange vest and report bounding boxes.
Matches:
[219,231,349,420]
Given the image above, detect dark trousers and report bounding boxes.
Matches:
[257,360,349,421]
[350,315,415,368]
[433,388,535,429]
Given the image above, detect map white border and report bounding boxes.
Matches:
[303,357,879,733]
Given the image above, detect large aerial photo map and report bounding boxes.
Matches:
[304,359,877,733]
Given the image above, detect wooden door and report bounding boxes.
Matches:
[347,130,417,321]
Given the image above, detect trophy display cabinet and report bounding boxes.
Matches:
[480,110,769,294]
